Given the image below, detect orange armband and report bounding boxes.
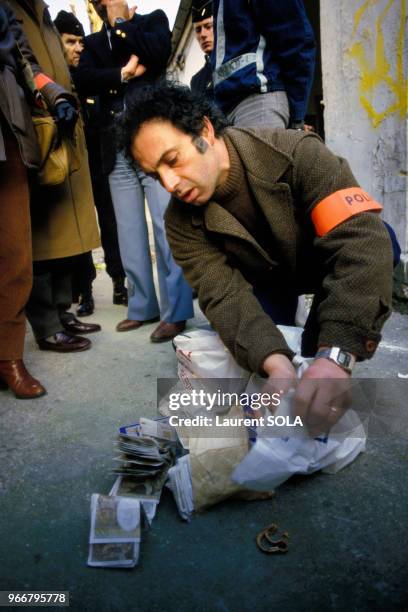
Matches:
[34,73,53,90]
[311,188,382,237]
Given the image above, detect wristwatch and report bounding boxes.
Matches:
[289,120,304,131]
[315,347,356,373]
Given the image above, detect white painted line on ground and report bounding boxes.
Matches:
[380,342,408,353]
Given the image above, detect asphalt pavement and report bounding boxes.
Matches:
[0,265,407,612]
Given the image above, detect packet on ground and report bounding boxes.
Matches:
[167,455,194,521]
[109,468,169,526]
[87,494,141,568]
[112,418,179,525]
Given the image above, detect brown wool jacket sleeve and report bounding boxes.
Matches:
[289,134,394,359]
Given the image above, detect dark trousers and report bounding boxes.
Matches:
[254,283,318,357]
[25,258,76,340]
[253,284,298,326]
[71,251,96,300]
[91,170,125,280]
[0,122,32,360]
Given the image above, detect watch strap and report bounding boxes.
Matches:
[315,347,355,373]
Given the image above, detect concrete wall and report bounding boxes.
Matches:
[320,0,408,259]
[169,19,205,86]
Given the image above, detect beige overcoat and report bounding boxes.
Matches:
[10,0,100,261]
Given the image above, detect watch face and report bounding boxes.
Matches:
[338,352,351,368]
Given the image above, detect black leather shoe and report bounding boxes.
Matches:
[38,331,91,352]
[62,316,101,334]
[113,277,128,305]
[76,297,95,317]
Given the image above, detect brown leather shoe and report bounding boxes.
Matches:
[116,317,159,332]
[150,320,186,343]
[37,331,91,352]
[62,316,101,334]
[0,360,46,399]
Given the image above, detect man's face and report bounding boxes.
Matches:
[131,119,224,206]
[193,17,214,55]
[61,33,84,67]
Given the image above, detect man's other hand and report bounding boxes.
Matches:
[294,358,352,436]
[106,0,133,26]
[121,54,140,81]
[54,100,78,138]
[261,353,297,407]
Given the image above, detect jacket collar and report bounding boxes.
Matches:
[226,127,293,184]
[191,128,295,263]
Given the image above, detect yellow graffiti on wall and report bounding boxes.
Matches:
[348,0,407,128]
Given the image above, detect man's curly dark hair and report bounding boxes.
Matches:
[116,80,230,158]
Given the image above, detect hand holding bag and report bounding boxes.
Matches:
[31,114,80,186]
[15,41,80,186]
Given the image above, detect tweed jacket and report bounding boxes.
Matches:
[165,128,393,375]
[9,0,100,261]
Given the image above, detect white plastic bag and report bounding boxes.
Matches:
[232,365,367,491]
[173,329,250,388]
[159,329,250,417]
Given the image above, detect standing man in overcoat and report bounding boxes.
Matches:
[10,0,102,352]
[54,9,127,315]
[0,1,45,397]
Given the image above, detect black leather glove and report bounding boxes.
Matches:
[53,100,78,138]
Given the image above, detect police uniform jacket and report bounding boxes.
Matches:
[190,55,213,100]
[212,0,315,122]
[75,10,171,176]
[165,128,393,374]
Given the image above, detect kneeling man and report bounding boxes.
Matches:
[117,82,393,432]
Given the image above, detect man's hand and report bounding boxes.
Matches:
[53,99,78,138]
[134,62,146,77]
[105,0,136,26]
[259,354,297,417]
[294,358,352,436]
[121,54,140,81]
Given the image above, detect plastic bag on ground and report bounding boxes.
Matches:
[232,371,367,491]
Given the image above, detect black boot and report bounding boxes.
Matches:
[76,292,95,317]
[113,277,128,305]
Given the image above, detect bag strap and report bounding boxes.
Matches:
[14,41,45,109]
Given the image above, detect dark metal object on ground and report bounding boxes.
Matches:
[256,523,289,554]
